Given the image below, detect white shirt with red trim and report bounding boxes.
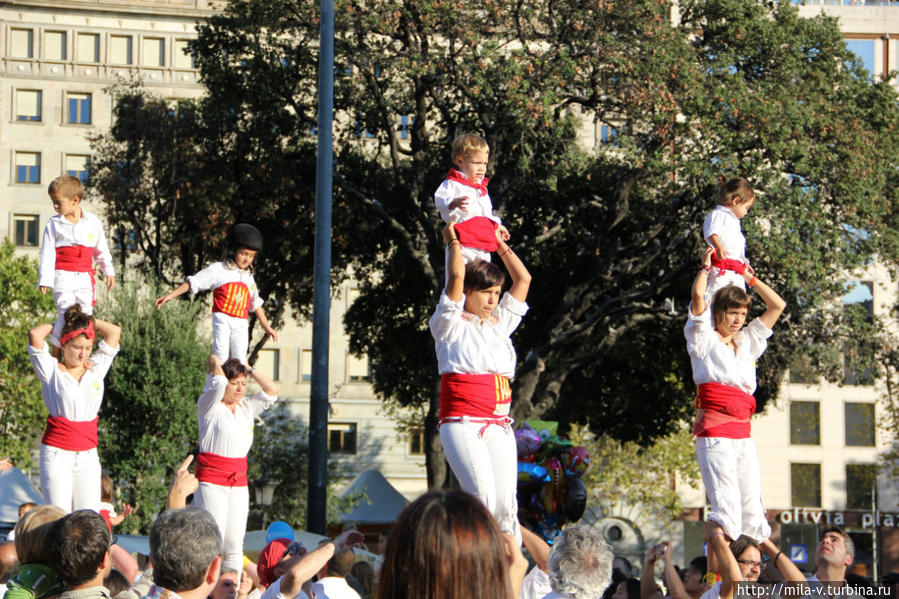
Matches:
[38,210,115,289]
[429,291,528,377]
[27,340,118,420]
[703,206,748,264]
[684,306,771,395]
[434,176,501,225]
[197,375,276,457]
[187,262,264,313]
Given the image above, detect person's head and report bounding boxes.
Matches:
[104,568,131,597]
[14,504,67,564]
[611,556,632,579]
[211,568,239,599]
[17,502,37,520]
[350,561,374,597]
[59,304,96,368]
[220,359,251,405]
[462,259,506,319]
[682,556,707,593]
[611,578,640,599]
[48,175,84,219]
[230,224,263,270]
[257,539,306,588]
[325,549,355,578]
[815,527,854,574]
[101,474,114,504]
[377,530,390,555]
[0,542,18,584]
[716,177,755,219]
[51,510,113,588]
[730,536,762,583]
[377,490,513,599]
[711,285,751,337]
[451,134,489,184]
[546,524,614,599]
[149,507,223,594]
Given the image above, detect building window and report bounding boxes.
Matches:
[789,401,820,445]
[65,155,89,183]
[173,39,195,69]
[10,29,34,59]
[14,215,40,246]
[44,31,66,61]
[600,124,618,145]
[845,39,876,78]
[845,464,876,510]
[327,422,357,454]
[409,428,425,456]
[347,353,370,383]
[67,93,92,125]
[791,463,821,508]
[77,33,100,63]
[845,402,875,447]
[15,90,41,121]
[255,348,280,381]
[110,35,133,65]
[142,37,165,67]
[15,152,41,184]
[300,349,313,381]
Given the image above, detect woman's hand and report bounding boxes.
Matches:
[702,246,715,268]
[442,222,458,244]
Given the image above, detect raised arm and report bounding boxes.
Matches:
[94,318,121,349]
[709,530,742,599]
[155,281,190,310]
[640,545,664,599]
[206,354,225,377]
[521,525,550,573]
[759,539,804,583]
[495,234,531,303]
[249,365,279,396]
[29,323,54,350]
[742,271,786,330]
[278,531,365,598]
[657,542,694,599]
[442,223,464,302]
[167,455,198,510]
[691,247,715,316]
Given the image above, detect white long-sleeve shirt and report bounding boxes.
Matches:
[703,205,748,264]
[434,176,501,225]
[684,306,772,394]
[429,291,528,377]
[197,375,277,457]
[27,340,119,420]
[38,210,115,288]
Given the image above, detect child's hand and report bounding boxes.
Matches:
[106,276,116,291]
[448,196,470,212]
[154,295,169,310]
[40,286,50,295]
[714,247,727,260]
[745,264,755,275]
[0,458,12,472]
[265,327,279,342]
[497,225,511,241]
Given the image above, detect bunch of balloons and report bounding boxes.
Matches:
[516,421,590,543]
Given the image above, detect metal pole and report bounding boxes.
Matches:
[872,477,878,581]
[307,0,334,535]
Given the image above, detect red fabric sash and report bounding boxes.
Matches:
[711,256,746,275]
[196,452,248,486]
[42,416,98,451]
[55,246,96,305]
[212,282,251,319]
[454,217,499,252]
[440,373,511,419]
[445,168,489,197]
[693,382,755,438]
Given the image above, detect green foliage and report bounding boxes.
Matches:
[569,422,700,524]
[97,281,208,533]
[0,240,56,467]
[246,409,358,530]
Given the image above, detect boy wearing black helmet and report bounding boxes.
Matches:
[155,223,277,363]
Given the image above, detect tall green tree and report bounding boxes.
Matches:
[0,240,56,468]
[90,0,899,488]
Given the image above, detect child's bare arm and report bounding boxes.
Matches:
[155,282,190,309]
[253,307,278,341]
[707,234,726,259]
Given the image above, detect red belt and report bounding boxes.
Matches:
[196,452,248,486]
[693,382,754,438]
[440,373,511,420]
[42,416,98,451]
[454,217,499,253]
[711,256,746,275]
[212,282,251,319]
[56,246,96,305]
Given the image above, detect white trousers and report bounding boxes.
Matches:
[194,481,249,572]
[212,312,249,364]
[704,269,746,307]
[440,418,520,542]
[695,436,770,542]
[40,443,101,513]
[51,271,95,341]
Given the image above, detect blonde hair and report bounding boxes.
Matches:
[101,473,113,503]
[14,505,66,564]
[451,134,489,161]
[716,176,754,207]
[48,175,84,201]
